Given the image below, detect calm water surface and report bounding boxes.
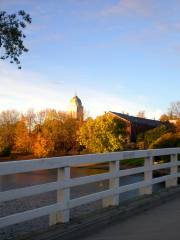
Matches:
[0,166,164,239]
[0,166,162,200]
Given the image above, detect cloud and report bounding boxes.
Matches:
[0,62,70,112]
[1,0,33,7]
[80,88,162,120]
[100,0,155,18]
[0,62,162,119]
[98,1,180,33]
[156,21,180,34]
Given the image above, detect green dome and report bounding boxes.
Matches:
[70,95,82,107]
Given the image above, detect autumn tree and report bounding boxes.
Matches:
[32,133,54,158]
[0,10,31,68]
[160,114,170,122]
[0,108,81,158]
[143,125,170,148]
[24,109,37,133]
[0,110,19,124]
[14,118,32,154]
[41,110,79,154]
[150,132,180,149]
[168,101,180,119]
[78,117,94,153]
[174,120,180,133]
[137,111,146,118]
[79,114,127,153]
[0,110,20,155]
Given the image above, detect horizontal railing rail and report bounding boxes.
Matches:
[0,148,180,229]
[1,148,179,176]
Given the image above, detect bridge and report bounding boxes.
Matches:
[0,147,180,239]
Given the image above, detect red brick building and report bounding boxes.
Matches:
[109,111,162,143]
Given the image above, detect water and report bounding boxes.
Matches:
[0,166,163,239]
[0,166,144,200]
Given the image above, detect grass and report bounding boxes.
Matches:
[121,158,144,168]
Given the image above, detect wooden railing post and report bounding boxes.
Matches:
[49,167,70,226]
[139,156,153,195]
[166,154,178,188]
[102,160,119,207]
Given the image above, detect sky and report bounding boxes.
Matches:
[1,0,180,119]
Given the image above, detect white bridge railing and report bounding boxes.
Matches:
[0,148,180,228]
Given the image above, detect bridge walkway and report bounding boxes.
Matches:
[82,195,180,240]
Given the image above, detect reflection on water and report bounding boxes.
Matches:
[0,166,161,197]
[0,167,107,191]
[0,166,164,240]
[0,166,146,203]
[0,165,164,221]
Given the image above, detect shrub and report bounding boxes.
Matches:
[0,146,11,156]
[143,125,170,147]
[150,132,180,149]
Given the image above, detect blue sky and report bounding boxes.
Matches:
[1,0,180,118]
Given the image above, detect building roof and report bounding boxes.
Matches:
[70,95,82,107]
[109,111,161,127]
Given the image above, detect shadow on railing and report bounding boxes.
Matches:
[0,148,180,228]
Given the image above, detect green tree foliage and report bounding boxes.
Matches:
[79,114,127,153]
[0,10,31,68]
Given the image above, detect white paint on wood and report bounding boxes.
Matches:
[0,148,179,176]
[0,202,65,228]
[0,167,147,203]
[0,148,180,228]
[166,154,178,188]
[139,156,153,195]
[103,160,119,207]
[49,167,70,225]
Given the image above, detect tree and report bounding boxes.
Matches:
[0,10,31,68]
[150,132,180,149]
[78,117,95,153]
[168,101,180,119]
[32,133,53,158]
[0,110,19,125]
[25,109,36,133]
[14,118,32,154]
[175,120,180,133]
[137,111,146,118]
[0,110,20,155]
[160,114,170,122]
[63,117,80,153]
[143,125,170,148]
[41,110,79,154]
[79,114,127,153]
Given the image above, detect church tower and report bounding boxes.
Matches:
[69,95,84,121]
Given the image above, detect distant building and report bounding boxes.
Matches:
[108,111,162,142]
[69,95,84,121]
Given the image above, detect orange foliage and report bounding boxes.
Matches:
[14,119,32,154]
[32,133,54,158]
